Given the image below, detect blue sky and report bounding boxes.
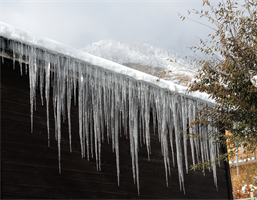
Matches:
[1,0,224,57]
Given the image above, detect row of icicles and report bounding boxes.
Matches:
[1,38,220,194]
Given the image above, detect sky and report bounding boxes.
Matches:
[1,0,223,58]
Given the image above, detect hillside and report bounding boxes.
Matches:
[82,40,198,86]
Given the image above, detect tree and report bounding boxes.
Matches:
[178,1,257,197]
[176,0,257,169]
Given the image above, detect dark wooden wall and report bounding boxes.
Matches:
[1,56,233,199]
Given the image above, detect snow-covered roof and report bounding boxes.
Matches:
[0,22,214,104]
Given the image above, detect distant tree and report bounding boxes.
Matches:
[177,0,257,167]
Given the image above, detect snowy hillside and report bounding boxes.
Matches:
[82,40,199,86]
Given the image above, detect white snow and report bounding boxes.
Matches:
[82,39,198,83]
[225,31,232,39]
[0,22,220,194]
[242,184,257,193]
[250,75,257,87]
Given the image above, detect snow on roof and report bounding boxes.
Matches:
[0,22,214,104]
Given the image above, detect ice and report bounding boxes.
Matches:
[173,96,185,192]
[181,96,188,173]
[0,22,220,194]
[45,61,51,147]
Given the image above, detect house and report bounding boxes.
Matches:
[229,142,257,178]
[225,130,257,178]
[1,22,233,199]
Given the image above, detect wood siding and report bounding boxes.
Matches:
[1,57,233,199]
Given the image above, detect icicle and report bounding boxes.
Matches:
[98,69,104,144]
[209,124,218,190]
[104,71,110,144]
[88,66,94,160]
[193,101,200,164]
[138,82,143,147]
[114,74,120,185]
[198,101,205,174]
[45,61,51,147]
[154,89,162,142]
[110,73,115,153]
[56,55,63,174]
[18,42,23,76]
[39,52,45,106]
[160,90,170,186]
[181,96,188,173]
[25,45,28,74]
[28,46,38,133]
[12,41,15,69]
[188,99,195,167]
[129,80,140,194]
[92,68,99,169]
[121,77,128,139]
[151,89,157,136]
[52,56,58,141]
[83,65,90,160]
[78,63,85,158]
[1,37,5,63]
[173,96,185,193]
[216,127,221,167]
[144,84,151,160]
[66,58,72,152]
[73,61,78,106]
[60,57,67,123]
[168,94,175,167]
